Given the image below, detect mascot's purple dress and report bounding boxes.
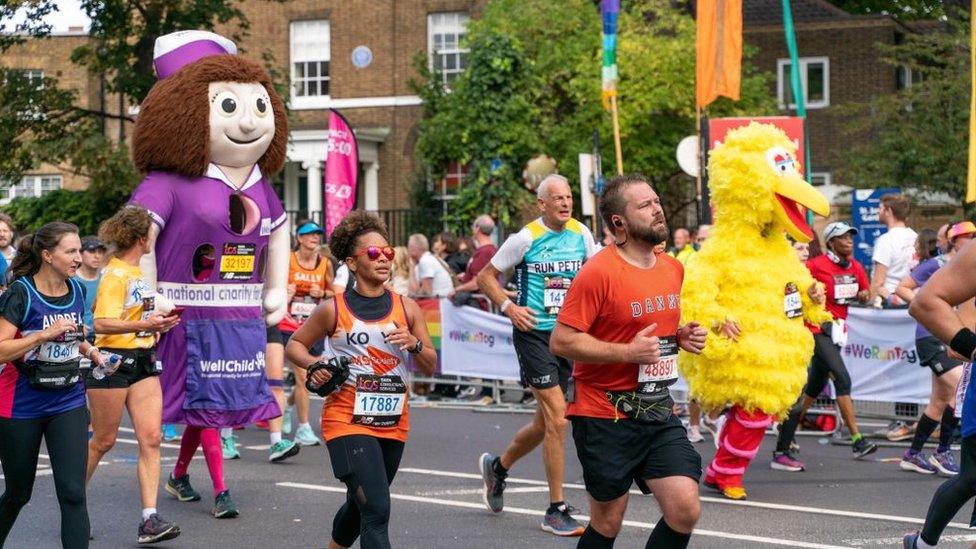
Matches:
[131,165,285,427]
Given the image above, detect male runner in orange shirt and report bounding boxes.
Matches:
[551,174,708,548]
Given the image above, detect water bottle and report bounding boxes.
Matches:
[91,353,122,380]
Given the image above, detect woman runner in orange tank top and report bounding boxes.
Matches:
[286,211,435,549]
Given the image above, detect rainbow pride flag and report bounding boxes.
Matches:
[416,298,441,350]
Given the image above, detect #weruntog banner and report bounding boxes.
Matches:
[844,307,928,404]
[439,300,520,381]
[324,109,359,237]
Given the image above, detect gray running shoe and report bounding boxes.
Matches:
[541,504,585,537]
[478,452,506,513]
[165,474,201,502]
[852,437,878,459]
[212,490,240,519]
[137,513,181,544]
[903,532,919,548]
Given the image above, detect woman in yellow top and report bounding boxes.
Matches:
[85,206,182,544]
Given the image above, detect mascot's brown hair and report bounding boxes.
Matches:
[133,55,287,178]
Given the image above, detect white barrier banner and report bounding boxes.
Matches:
[439,301,521,381]
[843,307,928,404]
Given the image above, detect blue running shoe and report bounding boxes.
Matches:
[900,450,937,474]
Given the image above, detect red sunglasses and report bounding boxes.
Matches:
[352,246,395,261]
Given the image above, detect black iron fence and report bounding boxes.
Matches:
[285,208,445,246]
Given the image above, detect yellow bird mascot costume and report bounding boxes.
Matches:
[679,122,832,500]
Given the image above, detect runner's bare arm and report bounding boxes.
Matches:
[910,242,976,346]
[478,263,536,331]
[870,262,889,300]
[550,321,660,365]
[263,225,290,326]
[138,224,174,314]
[286,298,337,370]
[894,275,918,304]
[401,296,437,376]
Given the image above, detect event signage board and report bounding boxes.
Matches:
[851,187,900,269]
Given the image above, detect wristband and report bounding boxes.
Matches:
[500,299,513,313]
[950,328,976,361]
[87,346,100,359]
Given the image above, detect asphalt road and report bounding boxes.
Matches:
[3,401,974,548]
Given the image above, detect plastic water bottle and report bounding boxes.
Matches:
[91,353,122,380]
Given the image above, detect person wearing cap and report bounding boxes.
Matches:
[894,221,976,477]
[770,222,877,473]
[73,236,107,342]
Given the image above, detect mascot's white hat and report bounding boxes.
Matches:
[153,30,237,79]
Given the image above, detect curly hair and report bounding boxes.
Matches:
[98,206,152,253]
[132,54,287,177]
[329,211,390,260]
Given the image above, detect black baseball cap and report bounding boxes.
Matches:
[81,236,107,251]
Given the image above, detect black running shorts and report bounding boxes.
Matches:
[84,348,159,390]
[571,414,702,502]
[513,329,572,392]
[917,336,963,377]
[267,325,325,356]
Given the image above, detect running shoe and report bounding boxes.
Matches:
[137,513,181,544]
[269,439,300,463]
[852,437,878,459]
[519,393,537,407]
[887,420,915,442]
[294,424,322,446]
[541,504,585,537]
[457,386,479,399]
[929,449,960,476]
[478,452,506,513]
[903,532,924,548]
[686,426,704,443]
[212,490,240,519]
[900,450,937,474]
[770,451,805,472]
[221,433,240,460]
[165,474,201,502]
[161,423,180,442]
[282,406,293,435]
[703,477,746,500]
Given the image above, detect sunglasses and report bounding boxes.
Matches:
[352,246,395,261]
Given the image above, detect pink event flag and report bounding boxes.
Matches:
[324,109,359,237]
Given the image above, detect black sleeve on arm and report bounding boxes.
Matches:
[0,283,28,328]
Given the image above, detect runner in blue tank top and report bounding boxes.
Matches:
[0,222,113,549]
[475,174,597,536]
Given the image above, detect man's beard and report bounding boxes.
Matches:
[633,222,669,247]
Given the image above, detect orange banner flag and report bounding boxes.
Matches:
[696,0,743,109]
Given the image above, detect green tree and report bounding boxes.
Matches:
[0,1,281,232]
[835,13,969,202]
[825,0,945,19]
[412,0,775,229]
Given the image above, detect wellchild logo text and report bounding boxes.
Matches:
[199,351,267,374]
[844,343,917,364]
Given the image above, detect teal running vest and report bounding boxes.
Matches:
[514,218,589,332]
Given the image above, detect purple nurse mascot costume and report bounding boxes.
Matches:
[129,30,290,514]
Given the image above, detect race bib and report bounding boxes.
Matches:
[352,374,406,428]
[637,336,678,393]
[833,274,859,305]
[34,328,84,363]
[289,300,317,320]
[543,277,570,313]
[219,243,256,281]
[785,283,803,319]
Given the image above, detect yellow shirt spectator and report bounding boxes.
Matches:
[668,245,696,265]
[94,257,155,350]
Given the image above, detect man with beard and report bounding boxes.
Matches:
[550,174,707,548]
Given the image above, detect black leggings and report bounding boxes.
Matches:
[920,435,976,544]
[326,435,405,549]
[0,406,89,549]
[804,332,852,398]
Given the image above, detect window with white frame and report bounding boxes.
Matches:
[897,66,923,90]
[809,172,832,187]
[290,20,331,109]
[428,12,469,85]
[777,57,830,110]
[0,175,62,205]
[431,161,468,201]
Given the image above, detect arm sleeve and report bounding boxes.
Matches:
[0,283,28,327]
[129,174,174,229]
[93,271,127,320]
[556,263,606,333]
[490,230,531,272]
[582,226,598,259]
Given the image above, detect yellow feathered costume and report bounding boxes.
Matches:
[679,122,833,499]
